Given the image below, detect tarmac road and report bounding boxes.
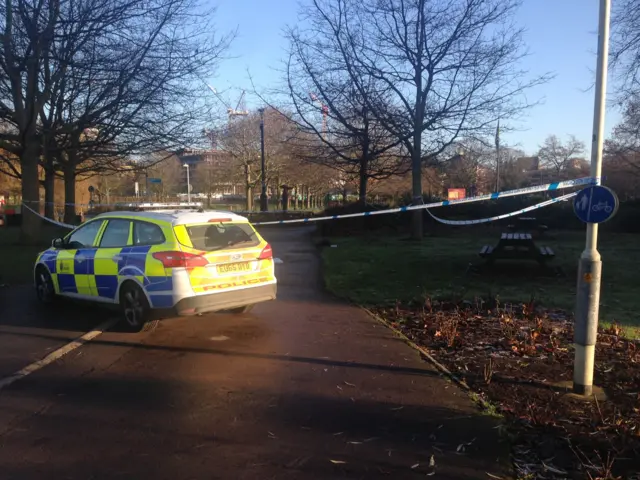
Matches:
[0,226,510,479]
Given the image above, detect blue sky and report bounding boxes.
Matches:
[210,0,619,156]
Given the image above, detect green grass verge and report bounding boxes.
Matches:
[321,231,640,335]
[0,226,69,285]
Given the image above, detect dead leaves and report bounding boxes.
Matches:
[374,301,640,479]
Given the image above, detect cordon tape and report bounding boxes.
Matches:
[19,176,599,230]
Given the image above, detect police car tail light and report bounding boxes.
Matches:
[258,244,273,260]
[152,251,209,268]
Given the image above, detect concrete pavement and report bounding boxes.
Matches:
[0,226,511,479]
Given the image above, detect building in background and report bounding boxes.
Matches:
[175,148,244,199]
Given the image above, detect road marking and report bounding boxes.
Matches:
[0,317,118,391]
[209,335,230,341]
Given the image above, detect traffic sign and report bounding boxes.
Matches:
[573,185,619,223]
[148,177,162,184]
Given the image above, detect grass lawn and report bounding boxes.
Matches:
[322,230,640,334]
[0,226,70,285]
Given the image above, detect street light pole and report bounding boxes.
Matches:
[573,0,610,396]
[259,108,268,212]
[183,164,191,204]
[495,119,500,192]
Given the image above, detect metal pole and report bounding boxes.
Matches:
[185,164,191,204]
[259,108,268,212]
[573,0,610,396]
[495,119,500,192]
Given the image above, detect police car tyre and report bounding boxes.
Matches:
[119,282,151,332]
[35,266,56,304]
[228,304,254,314]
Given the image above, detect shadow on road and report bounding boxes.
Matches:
[0,286,112,332]
[1,328,443,379]
[1,377,509,480]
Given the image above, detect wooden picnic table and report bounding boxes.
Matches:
[507,216,548,235]
[479,232,555,265]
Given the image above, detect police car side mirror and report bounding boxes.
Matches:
[52,238,64,249]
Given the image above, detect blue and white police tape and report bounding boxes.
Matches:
[424,191,577,226]
[20,175,598,229]
[22,203,76,229]
[252,176,598,225]
[19,176,599,210]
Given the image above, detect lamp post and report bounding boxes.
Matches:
[183,163,191,204]
[573,0,610,397]
[259,108,268,212]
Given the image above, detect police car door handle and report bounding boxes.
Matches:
[112,255,122,262]
[76,255,86,262]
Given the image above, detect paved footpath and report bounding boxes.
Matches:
[0,226,511,479]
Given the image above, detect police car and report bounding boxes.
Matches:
[34,210,277,331]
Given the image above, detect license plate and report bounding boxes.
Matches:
[217,262,252,274]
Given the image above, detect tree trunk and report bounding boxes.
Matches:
[102,174,111,207]
[358,156,369,205]
[294,186,299,210]
[244,165,253,211]
[342,185,348,205]
[64,166,77,225]
[275,177,281,209]
[410,131,423,239]
[43,166,55,219]
[20,145,42,245]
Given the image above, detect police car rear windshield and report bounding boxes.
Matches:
[182,223,260,251]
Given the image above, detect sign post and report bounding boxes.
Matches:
[572,0,612,397]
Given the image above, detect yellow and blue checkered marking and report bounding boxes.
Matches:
[37,245,175,308]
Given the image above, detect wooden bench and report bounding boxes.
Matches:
[479,245,494,257]
[539,246,555,257]
[479,232,555,266]
[501,232,532,241]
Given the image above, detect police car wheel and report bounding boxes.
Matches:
[35,267,55,304]
[229,304,254,314]
[120,283,150,331]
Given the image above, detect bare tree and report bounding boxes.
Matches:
[0,0,62,242]
[297,0,550,238]
[215,107,313,211]
[607,95,640,157]
[537,134,585,175]
[216,112,263,211]
[441,138,494,194]
[0,0,233,235]
[46,0,232,223]
[281,25,408,205]
[190,151,238,207]
[611,0,640,101]
[142,154,184,201]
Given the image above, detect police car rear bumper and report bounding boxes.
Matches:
[173,283,277,316]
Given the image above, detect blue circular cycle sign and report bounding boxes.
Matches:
[573,185,619,224]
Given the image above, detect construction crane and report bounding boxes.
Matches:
[309,92,328,139]
[206,85,249,120]
[229,90,249,118]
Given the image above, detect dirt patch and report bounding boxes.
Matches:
[372,300,640,479]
